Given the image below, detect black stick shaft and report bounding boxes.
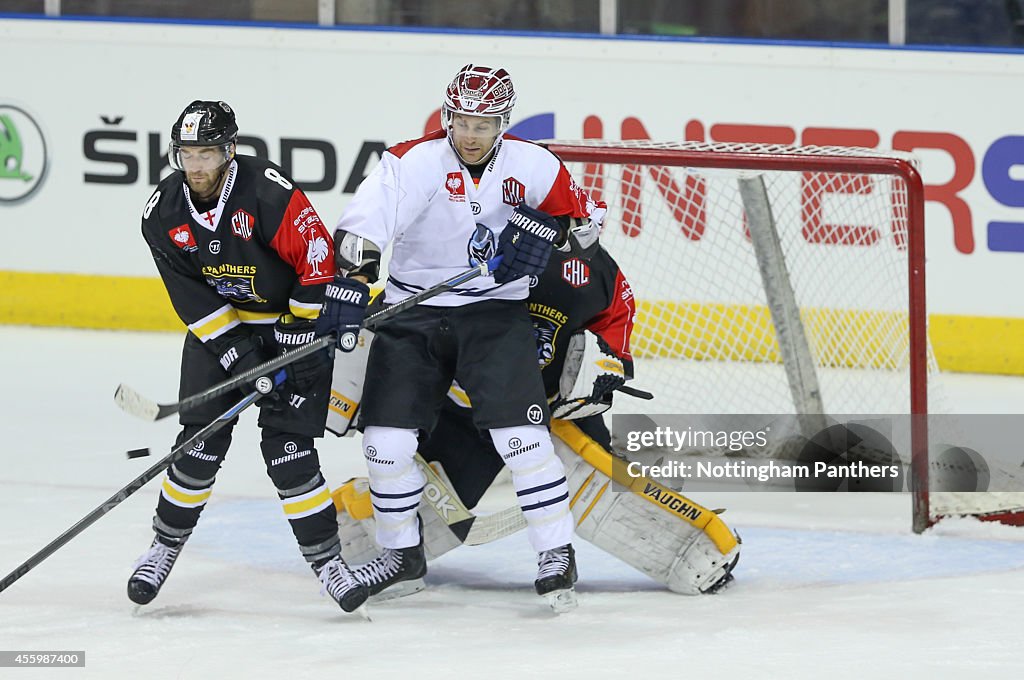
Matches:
[0,389,261,595]
[127,258,498,421]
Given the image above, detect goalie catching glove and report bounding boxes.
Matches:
[551,330,628,419]
[492,204,564,284]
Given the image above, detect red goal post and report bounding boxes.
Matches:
[543,140,940,529]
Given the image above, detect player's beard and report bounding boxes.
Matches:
[187,163,229,201]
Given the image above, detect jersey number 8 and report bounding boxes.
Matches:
[264,168,293,191]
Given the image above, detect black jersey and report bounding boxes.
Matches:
[141,156,334,344]
[528,245,635,398]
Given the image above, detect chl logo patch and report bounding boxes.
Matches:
[561,258,590,288]
[502,177,525,206]
[526,404,544,424]
[168,224,197,252]
[446,172,466,202]
[231,209,254,240]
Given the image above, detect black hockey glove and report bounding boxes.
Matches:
[208,326,280,402]
[275,314,333,392]
[314,275,370,352]
[492,204,564,284]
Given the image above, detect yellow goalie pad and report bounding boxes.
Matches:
[552,420,739,555]
[551,420,741,594]
[332,478,373,520]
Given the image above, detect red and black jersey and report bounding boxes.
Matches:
[529,246,636,399]
[141,156,334,344]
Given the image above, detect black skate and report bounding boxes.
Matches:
[127,537,185,605]
[353,542,427,597]
[535,543,578,613]
[313,555,369,614]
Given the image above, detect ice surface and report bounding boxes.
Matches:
[2,327,1024,679]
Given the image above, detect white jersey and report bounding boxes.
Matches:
[336,130,594,307]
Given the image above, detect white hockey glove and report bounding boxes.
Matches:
[551,330,626,420]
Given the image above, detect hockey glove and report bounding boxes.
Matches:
[275,314,333,392]
[550,330,627,420]
[314,275,370,352]
[492,204,564,284]
[207,326,281,403]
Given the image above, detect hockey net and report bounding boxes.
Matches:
[545,139,1024,532]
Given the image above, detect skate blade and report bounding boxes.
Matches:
[544,588,578,614]
[368,578,426,603]
[352,603,372,621]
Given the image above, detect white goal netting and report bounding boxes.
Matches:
[548,139,1022,528]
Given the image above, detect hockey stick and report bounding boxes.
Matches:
[0,385,269,595]
[115,256,503,422]
[618,385,654,400]
[414,453,526,546]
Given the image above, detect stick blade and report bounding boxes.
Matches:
[464,506,527,546]
[114,384,161,421]
[448,516,474,543]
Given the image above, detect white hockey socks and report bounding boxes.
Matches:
[489,425,573,551]
[362,426,425,549]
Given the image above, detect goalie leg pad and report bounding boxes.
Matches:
[551,420,741,595]
[489,425,573,552]
[333,464,464,567]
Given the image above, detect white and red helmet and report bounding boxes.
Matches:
[442,64,518,134]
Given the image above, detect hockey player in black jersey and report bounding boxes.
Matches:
[128,100,367,614]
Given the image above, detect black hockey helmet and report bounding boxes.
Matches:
[169,100,238,171]
[171,100,238,146]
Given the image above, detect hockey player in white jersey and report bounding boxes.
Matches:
[315,64,597,611]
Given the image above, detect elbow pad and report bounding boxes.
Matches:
[335,230,382,283]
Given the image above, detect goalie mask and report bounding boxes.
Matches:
[169,100,238,172]
[442,64,517,164]
[561,201,606,260]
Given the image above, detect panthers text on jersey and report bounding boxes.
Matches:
[141,156,335,344]
[528,245,635,398]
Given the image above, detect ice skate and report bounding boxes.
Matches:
[353,542,427,597]
[127,537,185,605]
[535,543,578,613]
[313,555,369,614]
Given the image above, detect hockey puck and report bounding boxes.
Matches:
[126,448,151,460]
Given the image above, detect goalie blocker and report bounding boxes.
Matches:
[333,420,740,596]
